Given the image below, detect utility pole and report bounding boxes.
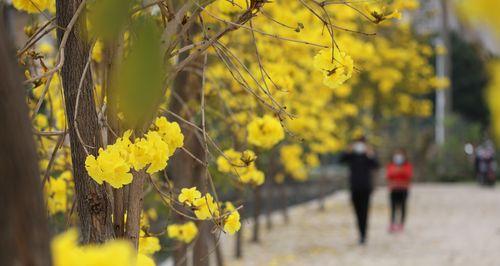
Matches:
[435,38,446,146]
[435,0,452,146]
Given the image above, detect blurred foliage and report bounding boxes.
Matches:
[424,115,482,182]
[112,17,166,130]
[450,32,490,127]
[378,114,482,183]
[88,0,134,41]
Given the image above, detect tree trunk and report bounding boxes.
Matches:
[235,224,243,258]
[279,183,289,224]
[168,40,208,265]
[0,22,52,266]
[213,233,225,266]
[252,187,261,243]
[125,170,146,248]
[56,0,114,243]
[265,150,277,230]
[265,181,274,230]
[193,222,210,266]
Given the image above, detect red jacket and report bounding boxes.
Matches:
[386,162,413,190]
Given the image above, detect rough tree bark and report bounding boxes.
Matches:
[125,170,147,248]
[56,0,114,243]
[0,21,51,266]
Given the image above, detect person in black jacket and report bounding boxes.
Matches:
[340,136,379,245]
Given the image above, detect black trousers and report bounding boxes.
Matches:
[390,189,408,225]
[351,190,371,242]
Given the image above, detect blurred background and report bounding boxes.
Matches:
[1,0,500,265]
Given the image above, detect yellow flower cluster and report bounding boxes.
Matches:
[364,3,402,24]
[178,187,202,206]
[193,193,220,220]
[167,221,198,243]
[247,115,285,149]
[216,149,265,186]
[138,230,161,255]
[314,49,354,89]
[222,202,241,235]
[45,174,70,215]
[85,117,183,188]
[280,144,307,181]
[12,0,52,13]
[52,229,155,266]
[177,187,242,234]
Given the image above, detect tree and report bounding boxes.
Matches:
[56,0,114,243]
[0,19,51,266]
[450,32,490,126]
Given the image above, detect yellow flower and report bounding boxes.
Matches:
[45,177,67,215]
[167,222,198,243]
[96,147,133,188]
[154,117,184,156]
[223,210,241,235]
[193,193,219,220]
[12,0,52,13]
[92,40,103,63]
[129,131,170,174]
[138,231,161,255]
[180,221,198,243]
[85,155,104,185]
[143,131,170,174]
[216,149,244,173]
[216,149,264,185]
[83,240,135,266]
[247,115,285,149]
[34,114,49,128]
[225,201,236,212]
[85,130,135,188]
[239,167,265,186]
[280,144,308,181]
[274,173,285,184]
[167,224,181,239]
[430,76,451,90]
[240,150,257,165]
[305,153,320,168]
[314,49,354,89]
[178,187,202,206]
[129,138,152,171]
[51,229,82,266]
[51,229,139,266]
[137,254,155,266]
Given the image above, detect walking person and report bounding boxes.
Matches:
[340,136,379,245]
[386,149,413,233]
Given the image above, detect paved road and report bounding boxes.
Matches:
[221,184,500,266]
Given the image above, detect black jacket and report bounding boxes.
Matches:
[340,152,379,191]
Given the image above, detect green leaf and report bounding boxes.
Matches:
[112,16,166,130]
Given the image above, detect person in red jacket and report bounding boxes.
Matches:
[386,148,413,233]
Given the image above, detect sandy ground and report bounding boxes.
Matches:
[220,184,500,266]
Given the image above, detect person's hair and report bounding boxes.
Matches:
[354,135,366,143]
[393,148,408,160]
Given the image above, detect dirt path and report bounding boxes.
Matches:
[221,184,500,266]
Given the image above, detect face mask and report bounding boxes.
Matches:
[353,142,366,154]
[393,154,405,165]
